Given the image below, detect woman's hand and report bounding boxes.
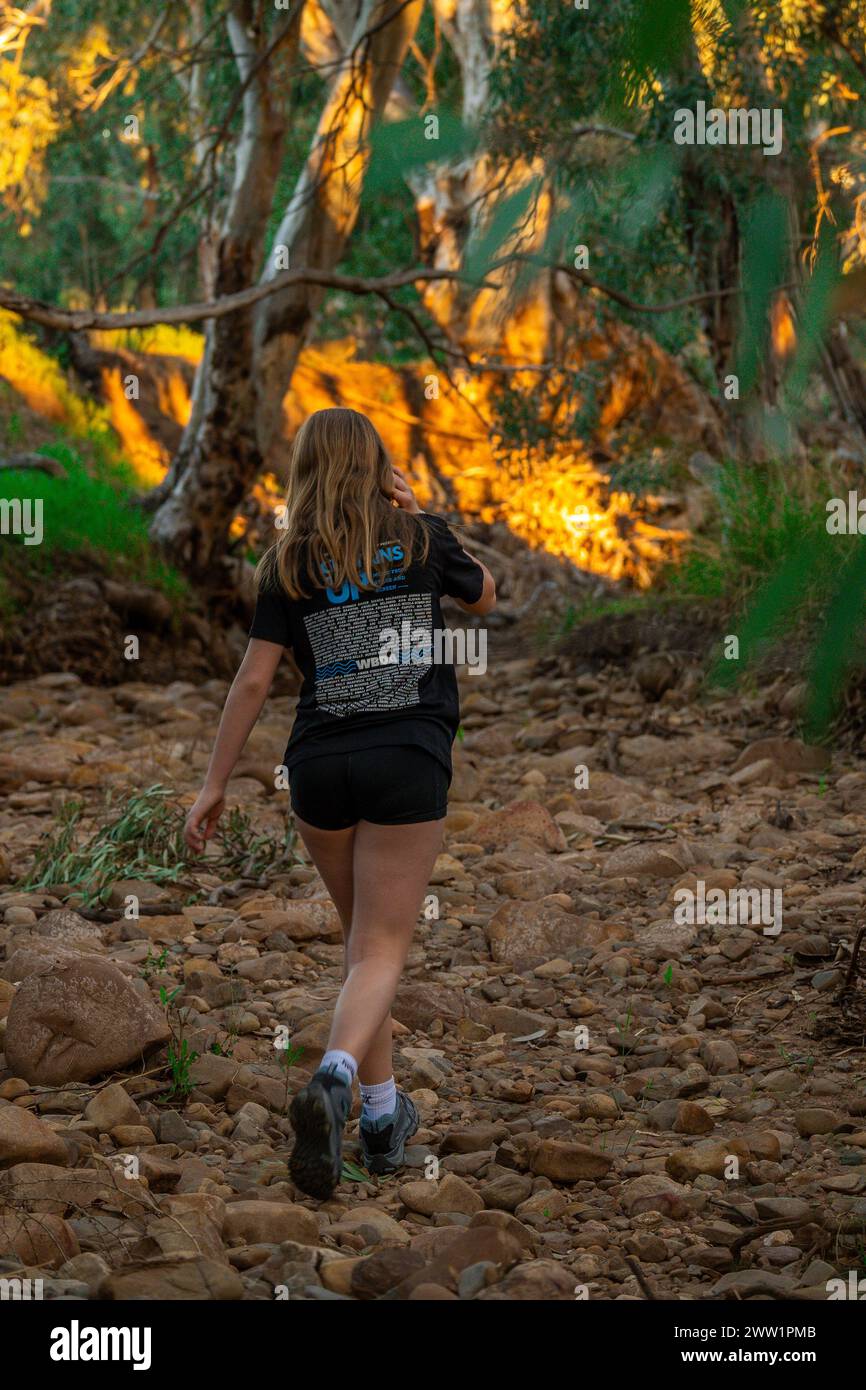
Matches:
[389,465,422,514]
[184,785,225,855]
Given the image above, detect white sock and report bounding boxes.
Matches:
[360,1077,397,1122]
[319,1049,358,1087]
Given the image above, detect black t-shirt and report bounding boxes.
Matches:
[248,513,484,775]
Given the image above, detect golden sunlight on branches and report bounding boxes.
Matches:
[0,4,56,228]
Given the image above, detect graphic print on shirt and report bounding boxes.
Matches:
[304,545,433,716]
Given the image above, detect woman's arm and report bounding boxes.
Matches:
[390,464,497,616]
[450,558,496,616]
[183,638,285,853]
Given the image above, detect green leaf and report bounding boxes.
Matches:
[625,0,693,81]
[710,531,830,689]
[783,228,840,408]
[619,149,676,246]
[734,192,789,397]
[366,112,475,196]
[463,176,544,285]
[341,1159,369,1184]
[802,539,866,737]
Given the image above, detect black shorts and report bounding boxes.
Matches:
[289,746,449,830]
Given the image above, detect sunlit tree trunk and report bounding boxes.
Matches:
[149,0,302,570]
[407,0,547,358]
[150,0,421,573]
[253,0,424,469]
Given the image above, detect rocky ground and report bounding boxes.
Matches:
[1,649,865,1302]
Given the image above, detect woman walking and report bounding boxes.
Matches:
[184,408,496,1200]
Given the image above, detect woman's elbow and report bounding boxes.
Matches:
[234,669,273,702]
[472,576,497,616]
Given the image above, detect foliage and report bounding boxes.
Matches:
[23,785,191,905]
[158,984,200,1103]
[5,0,866,729]
[0,321,186,597]
[659,457,866,737]
[22,784,299,906]
[0,432,186,596]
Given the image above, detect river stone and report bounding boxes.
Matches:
[529,1139,613,1182]
[386,1227,523,1299]
[0,1162,151,1217]
[4,955,170,1084]
[84,1082,142,1133]
[485,900,606,969]
[620,1174,696,1218]
[732,738,829,775]
[279,899,342,943]
[223,1200,319,1246]
[472,801,568,853]
[476,1258,578,1300]
[399,1172,484,1216]
[99,1256,244,1300]
[603,842,692,879]
[665,1139,751,1182]
[0,1211,79,1268]
[392,982,466,1031]
[31,908,105,944]
[0,1101,69,1168]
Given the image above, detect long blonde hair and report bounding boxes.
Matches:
[256,408,429,600]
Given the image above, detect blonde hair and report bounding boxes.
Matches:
[256,408,429,600]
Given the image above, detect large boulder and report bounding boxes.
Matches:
[0,1162,152,1218]
[485,900,610,969]
[4,954,170,1085]
[472,801,568,853]
[392,982,466,1032]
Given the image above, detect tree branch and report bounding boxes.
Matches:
[0,244,752,340]
[499,253,745,315]
[572,124,636,142]
[0,266,497,332]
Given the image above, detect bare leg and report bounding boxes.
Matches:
[293,817,355,930]
[293,815,392,1083]
[325,818,444,1081]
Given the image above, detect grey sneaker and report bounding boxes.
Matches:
[289,1070,352,1200]
[359,1090,419,1176]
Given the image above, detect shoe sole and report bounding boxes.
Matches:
[289,1083,341,1200]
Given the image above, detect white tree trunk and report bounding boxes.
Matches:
[150,0,420,570]
[252,0,424,467]
[150,0,302,568]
